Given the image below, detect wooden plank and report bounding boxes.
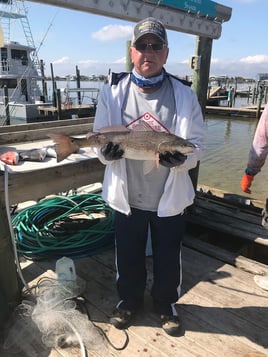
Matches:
[193,197,262,227]
[187,195,268,246]
[0,123,94,144]
[197,183,264,208]
[184,233,268,275]
[0,158,105,205]
[179,276,268,354]
[0,117,94,134]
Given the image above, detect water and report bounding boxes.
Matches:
[199,105,268,202]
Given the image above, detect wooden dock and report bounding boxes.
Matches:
[0,232,268,357]
[205,105,262,118]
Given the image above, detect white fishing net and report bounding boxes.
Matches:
[3,279,105,355]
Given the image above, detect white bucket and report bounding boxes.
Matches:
[55,256,77,287]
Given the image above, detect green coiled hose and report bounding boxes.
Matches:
[12,193,115,259]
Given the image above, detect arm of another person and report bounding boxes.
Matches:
[240,104,268,193]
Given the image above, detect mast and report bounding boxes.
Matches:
[0,0,40,73]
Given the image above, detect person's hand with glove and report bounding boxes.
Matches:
[101,142,124,161]
[240,169,254,194]
[159,151,187,168]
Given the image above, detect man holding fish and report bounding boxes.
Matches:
[93,17,205,335]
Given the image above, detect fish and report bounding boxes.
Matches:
[19,147,47,161]
[48,125,195,173]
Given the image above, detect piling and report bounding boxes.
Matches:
[125,40,133,72]
[3,85,10,125]
[191,36,212,189]
[76,65,81,105]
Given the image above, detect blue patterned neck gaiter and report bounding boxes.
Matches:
[131,68,166,88]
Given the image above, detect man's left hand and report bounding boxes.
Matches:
[159,151,187,168]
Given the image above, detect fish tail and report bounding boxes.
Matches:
[48,133,80,162]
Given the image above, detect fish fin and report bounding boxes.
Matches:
[143,160,157,175]
[48,133,80,162]
[86,131,99,139]
[99,125,130,133]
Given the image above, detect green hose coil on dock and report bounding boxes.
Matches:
[12,193,115,259]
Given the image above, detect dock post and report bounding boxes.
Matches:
[256,85,264,119]
[190,36,212,189]
[50,63,57,107]
[76,66,81,105]
[40,59,48,101]
[0,194,20,323]
[125,40,133,72]
[56,89,62,120]
[191,36,212,116]
[3,85,10,125]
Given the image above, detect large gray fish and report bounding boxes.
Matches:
[49,126,195,172]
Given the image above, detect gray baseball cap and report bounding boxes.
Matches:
[132,17,168,45]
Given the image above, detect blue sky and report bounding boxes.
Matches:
[7,0,268,78]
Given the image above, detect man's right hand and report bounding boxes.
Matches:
[101,142,124,161]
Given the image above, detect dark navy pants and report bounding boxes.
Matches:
[114,208,185,314]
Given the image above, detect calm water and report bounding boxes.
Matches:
[44,81,268,201]
[199,98,268,202]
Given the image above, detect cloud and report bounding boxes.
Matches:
[52,56,70,64]
[92,24,133,41]
[240,54,268,64]
[113,57,126,64]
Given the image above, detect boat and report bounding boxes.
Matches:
[0,0,98,125]
[0,0,48,125]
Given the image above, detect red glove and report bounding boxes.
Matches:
[0,151,19,165]
[240,173,254,194]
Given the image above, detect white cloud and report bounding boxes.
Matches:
[240,54,268,64]
[92,24,133,41]
[52,56,70,64]
[113,57,126,64]
[211,58,221,64]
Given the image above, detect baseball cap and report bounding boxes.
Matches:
[132,17,168,45]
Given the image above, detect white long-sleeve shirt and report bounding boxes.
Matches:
[93,72,205,217]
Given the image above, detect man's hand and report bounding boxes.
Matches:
[159,151,187,168]
[101,142,124,161]
[240,173,254,194]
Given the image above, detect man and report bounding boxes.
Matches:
[93,17,205,335]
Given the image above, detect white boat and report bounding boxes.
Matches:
[0,0,49,125]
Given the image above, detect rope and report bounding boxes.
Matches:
[12,194,115,259]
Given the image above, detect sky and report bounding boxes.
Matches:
[4,0,268,79]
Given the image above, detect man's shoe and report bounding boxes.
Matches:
[110,308,134,329]
[160,315,180,336]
